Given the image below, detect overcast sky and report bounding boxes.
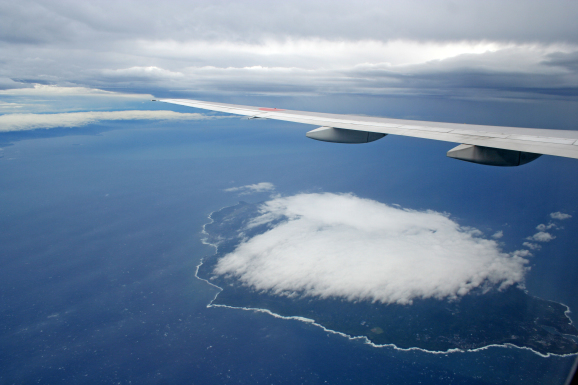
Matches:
[1,0,577,102]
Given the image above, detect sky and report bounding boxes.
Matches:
[1,0,577,108]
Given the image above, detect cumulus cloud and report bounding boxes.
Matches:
[527,232,556,242]
[536,223,557,231]
[525,214,572,244]
[550,212,572,220]
[511,249,532,258]
[213,193,529,305]
[0,110,220,132]
[491,230,503,239]
[224,182,275,195]
[523,242,541,250]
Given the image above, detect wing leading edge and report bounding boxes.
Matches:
[154,98,578,166]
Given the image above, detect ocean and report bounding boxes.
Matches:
[1,118,577,384]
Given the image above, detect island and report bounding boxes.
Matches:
[198,201,578,355]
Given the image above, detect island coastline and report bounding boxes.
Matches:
[196,202,578,358]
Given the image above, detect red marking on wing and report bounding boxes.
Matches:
[259,107,285,111]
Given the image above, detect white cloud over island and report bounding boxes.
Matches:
[213,193,529,305]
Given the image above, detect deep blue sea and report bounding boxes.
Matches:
[1,115,577,384]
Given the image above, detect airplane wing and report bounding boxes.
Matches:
[154,98,578,166]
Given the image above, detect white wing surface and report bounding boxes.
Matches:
[155,98,578,166]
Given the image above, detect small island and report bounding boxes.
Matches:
[199,201,578,355]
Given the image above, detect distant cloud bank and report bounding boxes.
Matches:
[0,110,221,132]
[0,84,151,98]
[224,182,276,195]
[213,193,529,305]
